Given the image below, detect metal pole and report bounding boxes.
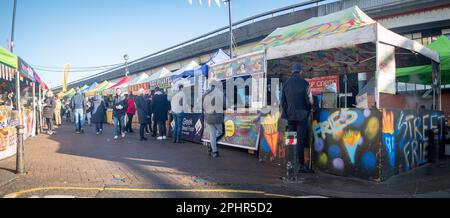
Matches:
[32,81,35,136]
[15,70,24,174]
[227,0,233,58]
[10,0,17,52]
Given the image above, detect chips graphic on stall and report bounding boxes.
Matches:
[225,120,235,138]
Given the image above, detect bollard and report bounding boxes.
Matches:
[285,131,298,181]
[16,125,25,174]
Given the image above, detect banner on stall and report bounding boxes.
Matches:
[202,112,260,150]
[18,58,35,82]
[377,42,396,94]
[208,52,265,82]
[306,75,340,95]
[179,113,204,143]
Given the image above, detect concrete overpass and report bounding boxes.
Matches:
[53,0,450,91]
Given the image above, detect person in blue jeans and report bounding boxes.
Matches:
[71,87,85,134]
[112,88,128,140]
[171,84,184,143]
[202,85,224,158]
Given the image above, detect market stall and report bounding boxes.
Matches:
[171,50,229,143]
[205,6,446,181]
[0,47,19,161]
[17,58,37,140]
[127,73,149,95]
[202,51,266,151]
[84,81,110,97]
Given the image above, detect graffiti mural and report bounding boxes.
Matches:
[312,108,381,180]
[381,109,446,178]
[258,112,286,164]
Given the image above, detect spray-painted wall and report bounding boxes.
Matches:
[311,108,446,181]
[312,108,382,181]
[380,109,446,179]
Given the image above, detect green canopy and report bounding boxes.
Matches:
[0,46,18,69]
[85,81,109,96]
[397,36,450,84]
[79,84,89,92]
[64,88,76,98]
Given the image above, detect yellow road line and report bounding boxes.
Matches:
[4,186,307,198]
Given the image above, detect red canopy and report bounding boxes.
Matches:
[41,82,49,90]
[108,76,131,89]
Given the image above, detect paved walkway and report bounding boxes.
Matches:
[0,122,449,198]
[0,123,300,198]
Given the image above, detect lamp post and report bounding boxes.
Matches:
[123,54,130,76]
[224,0,233,59]
[10,0,17,52]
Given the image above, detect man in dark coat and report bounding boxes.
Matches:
[135,89,150,141]
[151,87,169,140]
[145,92,153,135]
[43,91,57,135]
[112,88,128,140]
[91,92,107,135]
[281,63,314,173]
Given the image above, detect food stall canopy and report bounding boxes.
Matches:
[255,6,439,63]
[33,71,42,84]
[82,82,98,94]
[206,49,230,66]
[172,61,200,81]
[127,73,149,86]
[85,81,109,96]
[0,46,18,69]
[108,76,131,90]
[18,58,36,82]
[79,84,89,92]
[64,88,75,97]
[397,36,450,84]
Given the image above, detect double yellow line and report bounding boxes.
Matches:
[4,186,317,198]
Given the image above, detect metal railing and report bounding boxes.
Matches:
[55,0,331,90]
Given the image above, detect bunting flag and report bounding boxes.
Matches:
[63,64,70,92]
[188,0,222,7]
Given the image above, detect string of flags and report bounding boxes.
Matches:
[188,0,224,8]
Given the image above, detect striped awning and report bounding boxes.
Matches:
[0,63,16,81]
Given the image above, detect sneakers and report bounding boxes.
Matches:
[157,136,163,140]
[47,131,53,135]
[99,129,103,134]
[212,152,220,158]
[114,136,119,140]
[96,132,100,135]
[162,136,167,140]
[121,132,126,138]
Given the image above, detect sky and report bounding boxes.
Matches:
[0,0,314,88]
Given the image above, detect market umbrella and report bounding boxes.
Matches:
[397,36,450,84]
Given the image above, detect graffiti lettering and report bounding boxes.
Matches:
[313,109,358,139]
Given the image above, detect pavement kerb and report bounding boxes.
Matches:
[2,186,327,198]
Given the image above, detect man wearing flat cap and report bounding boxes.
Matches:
[281,63,314,173]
